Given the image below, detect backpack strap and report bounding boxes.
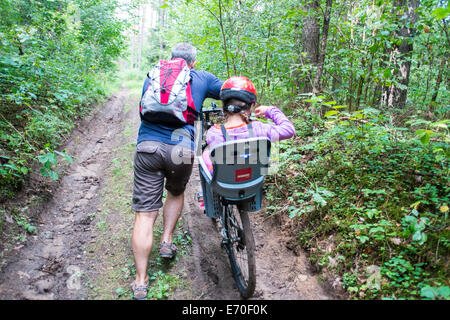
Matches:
[247,122,255,138]
[220,125,229,142]
[221,122,255,142]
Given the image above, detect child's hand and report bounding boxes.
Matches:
[254,105,271,118]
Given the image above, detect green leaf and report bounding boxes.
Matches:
[324,110,340,117]
[48,153,58,165]
[48,170,59,181]
[406,119,430,126]
[312,192,327,207]
[421,287,437,299]
[358,235,370,244]
[332,105,348,109]
[437,286,450,298]
[369,43,379,54]
[55,151,73,163]
[38,152,57,166]
[420,133,430,145]
[3,164,18,171]
[37,154,48,164]
[415,129,434,145]
[383,69,392,78]
[369,226,384,234]
[115,287,125,296]
[432,7,450,20]
[26,225,36,234]
[40,167,49,177]
[412,231,423,241]
[430,122,448,129]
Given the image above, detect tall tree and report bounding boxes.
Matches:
[382,0,419,109]
[312,0,333,97]
[301,0,320,93]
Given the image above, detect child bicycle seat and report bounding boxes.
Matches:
[198,128,271,218]
[210,136,271,200]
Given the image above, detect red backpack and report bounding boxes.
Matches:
[139,58,198,125]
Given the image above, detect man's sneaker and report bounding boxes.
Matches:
[160,242,177,259]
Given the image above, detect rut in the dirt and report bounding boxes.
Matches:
[0,88,131,300]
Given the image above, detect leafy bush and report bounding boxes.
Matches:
[0,0,126,200]
[265,106,449,299]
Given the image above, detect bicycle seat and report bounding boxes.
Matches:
[207,137,271,201]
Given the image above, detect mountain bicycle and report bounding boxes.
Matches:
[197,103,271,298]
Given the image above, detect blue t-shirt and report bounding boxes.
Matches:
[137,69,223,150]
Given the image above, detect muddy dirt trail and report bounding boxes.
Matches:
[176,167,333,300]
[0,88,131,299]
[0,88,334,300]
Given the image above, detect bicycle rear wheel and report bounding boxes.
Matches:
[223,204,256,298]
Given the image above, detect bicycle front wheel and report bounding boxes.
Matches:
[223,204,256,298]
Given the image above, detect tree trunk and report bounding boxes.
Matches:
[312,0,333,97]
[347,59,354,110]
[382,0,419,109]
[372,84,382,107]
[355,67,365,108]
[431,58,446,104]
[301,0,320,93]
[364,58,374,104]
[356,54,369,107]
[218,0,233,76]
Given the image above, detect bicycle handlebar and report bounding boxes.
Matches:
[201,102,223,116]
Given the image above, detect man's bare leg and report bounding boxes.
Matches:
[161,191,184,245]
[132,210,158,286]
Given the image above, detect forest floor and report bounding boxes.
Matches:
[0,86,336,300]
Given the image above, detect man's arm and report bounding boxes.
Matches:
[205,72,223,100]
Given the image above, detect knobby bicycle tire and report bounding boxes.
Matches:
[223,204,256,298]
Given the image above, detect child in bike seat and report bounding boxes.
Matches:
[202,76,296,173]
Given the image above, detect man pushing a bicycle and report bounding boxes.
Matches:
[131,43,223,300]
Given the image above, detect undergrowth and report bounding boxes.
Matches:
[265,103,449,300]
[0,71,123,201]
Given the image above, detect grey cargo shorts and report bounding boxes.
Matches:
[132,140,194,212]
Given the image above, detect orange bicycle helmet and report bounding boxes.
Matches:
[220,76,257,106]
